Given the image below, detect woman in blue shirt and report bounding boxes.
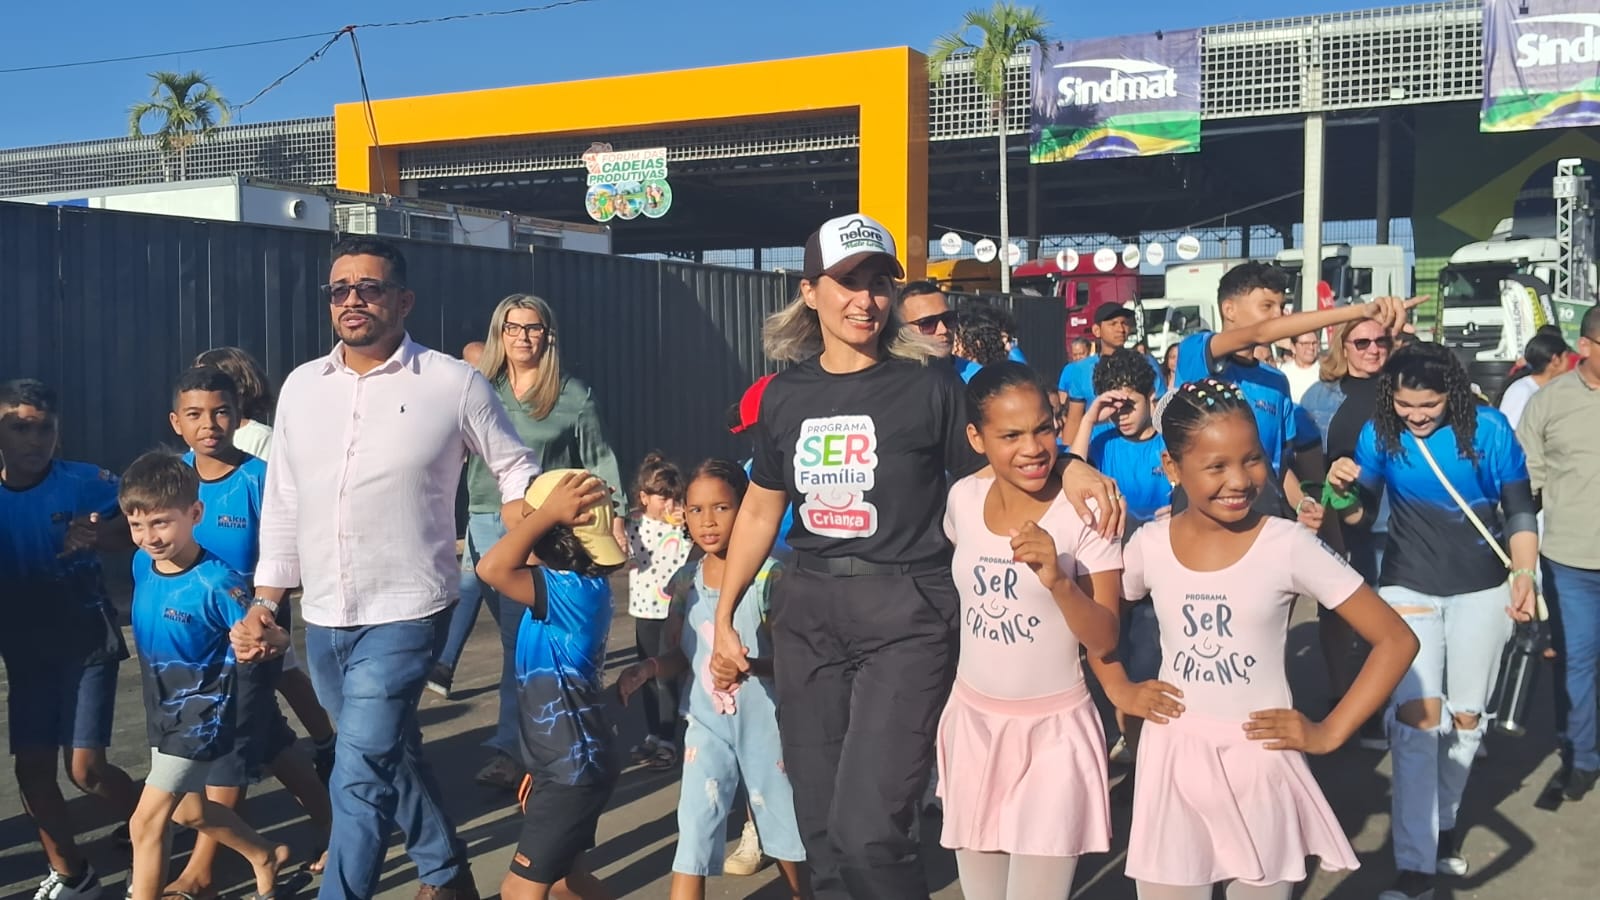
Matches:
[1329,342,1539,900]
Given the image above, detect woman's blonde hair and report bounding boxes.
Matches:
[1319,318,1370,382]
[478,293,562,420]
[762,280,942,364]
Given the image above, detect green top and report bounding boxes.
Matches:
[466,375,626,516]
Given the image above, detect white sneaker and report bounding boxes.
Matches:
[34,866,102,900]
[723,820,767,876]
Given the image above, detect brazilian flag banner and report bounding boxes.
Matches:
[1029,29,1201,163]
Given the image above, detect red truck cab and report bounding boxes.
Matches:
[1010,256,1141,347]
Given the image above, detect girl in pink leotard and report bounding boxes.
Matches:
[1106,378,1418,900]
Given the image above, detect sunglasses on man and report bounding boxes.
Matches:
[909,311,958,335]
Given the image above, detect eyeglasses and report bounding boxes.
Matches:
[1347,336,1394,352]
[321,280,401,303]
[908,311,957,335]
[502,322,549,339]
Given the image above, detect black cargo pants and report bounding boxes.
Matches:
[770,558,958,900]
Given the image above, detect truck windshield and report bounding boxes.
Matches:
[1284,257,1350,309]
[1011,275,1056,298]
[1438,264,1516,307]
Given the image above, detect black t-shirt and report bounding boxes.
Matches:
[752,356,983,563]
[1326,374,1380,463]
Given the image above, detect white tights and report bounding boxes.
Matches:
[954,850,1079,900]
[1135,880,1295,900]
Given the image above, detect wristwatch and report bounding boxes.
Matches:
[251,597,281,615]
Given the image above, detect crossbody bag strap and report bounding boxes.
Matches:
[1412,437,1511,569]
[1413,437,1546,620]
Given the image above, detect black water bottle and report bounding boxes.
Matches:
[1494,621,1546,737]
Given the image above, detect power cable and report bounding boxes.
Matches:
[0,1,601,75]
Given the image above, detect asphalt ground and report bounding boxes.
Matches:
[2,564,1595,900]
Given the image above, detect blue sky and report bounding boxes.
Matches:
[2,0,1366,148]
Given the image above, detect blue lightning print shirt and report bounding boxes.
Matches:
[131,550,253,760]
[0,461,121,662]
[182,452,266,577]
[515,567,616,785]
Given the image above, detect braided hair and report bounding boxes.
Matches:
[1373,341,1479,463]
[1156,378,1255,460]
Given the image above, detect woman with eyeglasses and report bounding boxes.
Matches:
[430,293,625,792]
[1301,318,1397,751]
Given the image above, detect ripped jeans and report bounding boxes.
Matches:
[1380,583,1513,874]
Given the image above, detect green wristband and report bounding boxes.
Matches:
[1511,568,1538,581]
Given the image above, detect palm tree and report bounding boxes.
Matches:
[928,2,1050,292]
[128,71,230,181]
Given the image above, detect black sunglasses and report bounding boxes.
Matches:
[909,311,957,335]
[1347,336,1394,352]
[321,279,402,303]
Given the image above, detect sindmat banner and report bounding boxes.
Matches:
[1482,0,1600,133]
[1029,29,1201,162]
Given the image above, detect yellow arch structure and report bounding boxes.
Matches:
[334,47,930,277]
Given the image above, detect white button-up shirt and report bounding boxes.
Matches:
[256,335,539,627]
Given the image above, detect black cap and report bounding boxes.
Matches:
[1094,303,1135,324]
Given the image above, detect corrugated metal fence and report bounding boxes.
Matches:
[0,202,1068,479]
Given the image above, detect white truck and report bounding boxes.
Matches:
[1275,244,1410,309]
[1135,259,1240,357]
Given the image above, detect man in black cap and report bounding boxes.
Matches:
[1057,303,1165,439]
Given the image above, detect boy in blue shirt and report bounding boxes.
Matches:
[162,366,333,898]
[1069,349,1173,527]
[1058,304,1166,440]
[476,469,627,900]
[119,451,289,900]
[1173,262,1417,517]
[0,378,138,900]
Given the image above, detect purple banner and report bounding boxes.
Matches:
[1482,0,1600,133]
[1029,29,1201,163]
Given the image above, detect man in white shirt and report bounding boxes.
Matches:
[1283,331,1324,402]
[232,238,538,900]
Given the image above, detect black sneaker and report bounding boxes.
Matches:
[1564,766,1599,801]
[1436,828,1467,876]
[425,664,453,699]
[1378,869,1435,900]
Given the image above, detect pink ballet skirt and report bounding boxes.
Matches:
[1127,711,1359,886]
[936,678,1111,857]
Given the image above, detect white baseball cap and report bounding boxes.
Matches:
[802,213,906,281]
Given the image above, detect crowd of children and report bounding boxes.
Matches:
[0,215,1567,900]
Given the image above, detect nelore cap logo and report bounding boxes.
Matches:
[834,217,889,251]
[804,213,904,279]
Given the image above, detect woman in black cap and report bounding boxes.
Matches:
[709,212,1123,900]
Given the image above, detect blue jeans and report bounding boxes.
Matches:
[438,512,521,758]
[306,612,468,898]
[1546,557,1600,773]
[1381,583,1511,873]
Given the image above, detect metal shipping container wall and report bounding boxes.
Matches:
[0,202,812,479]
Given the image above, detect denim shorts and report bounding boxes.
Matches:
[4,657,119,753]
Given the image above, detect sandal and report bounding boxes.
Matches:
[645,741,679,771]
